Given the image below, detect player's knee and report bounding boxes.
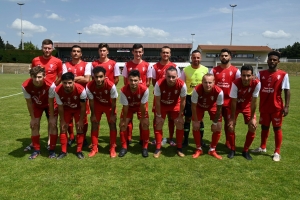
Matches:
[273,126,281,131]
[261,125,269,130]
[109,123,117,131]
[216,122,222,131]
[248,125,256,133]
[175,123,183,130]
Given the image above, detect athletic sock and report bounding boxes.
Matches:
[210,131,221,149]
[176,129,184,149]
[228,131,236,150]
[49,134,58,151]
[243,131,255,152]
[31,135,40,151]
[168,119,175,140]
[68,122,74,140]
[192,130,201,149]
[274,129,282,154]
[142,129,150,149]
[91,130,99,149]
[200,121,204,141]
[120,131,128,149]
[76,134,84,152]
[110,130,117,149]
[154,130,163,149]
[183,122,190,143]
[127,121,133,141]
[60,133,68,153]
[260,129,270,149]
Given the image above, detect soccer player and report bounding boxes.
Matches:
[92,43,120,85]
[122,43,152,144]
[151,46,181,146]
[86,67,118,158]
[227,65,261,160]
[210,48,241,149]
[54,72,87,159]
[191,74,223,159]
[251,51,290,162]
[119,70,150,157]
[22,66,58,159]
[63,45,91,146]
[153,66,187,158]
[180,50,209,148]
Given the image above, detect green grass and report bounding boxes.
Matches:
[0,74,299,200]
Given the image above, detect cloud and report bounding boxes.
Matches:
[11,19,47,33]
[47,13,65,21]
[33,13,41,18]
[83,24,169,38]
[262,30,291,39]
[207,41,213,45]
[239,31,253,37]
[218,7,231,13]
[74,19,80,23]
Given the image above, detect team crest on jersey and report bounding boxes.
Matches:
[74,96,77,100]
[104,90,108,94]
[93,92,96,94]
[277,75,281,80]
[137,94,141,98]
[174,90,178,94]
[129,68,132,71]
[68,68,71,70]
[248,88,251,93]
[210,96,214,101]
[262,76,265,79]
[229,71,233,76]
[143,67,145,72]
[108,65,111,69]
[128,96,131,99]
[163,90,166,93]
[216,72,219,75]
[50,64,53,69]
[42,90,46,95]
[268,77,272,82]
[80,67,83,71]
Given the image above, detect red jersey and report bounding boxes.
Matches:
[31,56,62,84]
[230,78,260,112]
[258,70,289,113]
[154,78,187,111]
[120,84,148,111]
[92,59,120,83]
[123,60,151,85]
[210,65,240,107]
[192,84,223,112]
[22,78,55,108]
[86,78,117,107]
[63,61,91,87]
[55,83,86,110]
[152,62,176,81]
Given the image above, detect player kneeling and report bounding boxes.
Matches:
[119,70,150,157]
[55,72,87,159]
[86,67,118,158]
[191,74,223,159]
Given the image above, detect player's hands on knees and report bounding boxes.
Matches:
[248,118,257,131]
[49,116,57,128]
[140,117,149,129]
[90,114,97,123]
[77,120,84,131]
[109,114,117,123]
[192,120,201,131]
[30,118,39,129]
[211,122,222,132]
[155,116,164,125]
[283,107,289,117]
[174,116,184,129]
[119,118,127,129]
[60,119,68,132]
[227,119,235,132]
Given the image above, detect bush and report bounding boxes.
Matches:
[0,50,57,63]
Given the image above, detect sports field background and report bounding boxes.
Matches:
[0,74,299,199]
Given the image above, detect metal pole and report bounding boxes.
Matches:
[230,4,237,45]
[17,3,25,50]
[78,32,82,42]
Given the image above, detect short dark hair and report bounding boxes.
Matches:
[161,46,171,52]
[93,66,106,75]
[42,39,53,46]
[61,72,75,81]
[132,43,143,51]
[241,65,253,74]
[71,45,82,51]
[98,43,109,51]
[220,48,232,56]
[166,66,177,73]
[192,50,201,54]
[30,66,45,77]
[268,51,281,59]
[128,70,140,78]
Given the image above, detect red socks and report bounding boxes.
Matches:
[60,133,68,153]
[193,130,201,149]
[243,131,255,152]
[228,131,236,150]
[76,134,84,152]
[91,130,99,150]
[274,129,282,154]
[176,129,184,149]
[154,130,163,149]
[68,123,74,140]
[127,121,133,141]
[120,131,128,149]
[110,130,117,148]
[260,130,270,149]
[141,130,149,149]
[31,135,40,151]
[49,134,58,151]
[210,131,221,149]
[168,119,175,140]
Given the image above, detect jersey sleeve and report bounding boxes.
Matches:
[229,83,238,98]
[256,72,260,80]
[62,63,68,74]
[180,83,187,97]
[80,89,87,100]
[22,86,31,99]
[122,64,128,78]
[151,65,156,79]
[54,92,63,105]
[217,90,224,105]
[253,82,261,97]
[119,91,128,105]
[282,74,290,89]
[114,63,121,76]
[141,88,149,104]
[209,68,214,74]
[153,82,161,96]
[179,70,186,82]
[110,85,118,98]
[235,69,241,79]
[191,89,198,103]
[48,83,56,98]
[85,62,92,76]
[57,60,63,76]
[147,65,152,78]
[86,87,94,100]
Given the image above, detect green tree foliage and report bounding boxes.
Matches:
[18,41,39,50]
[280,42,300,58]
[5,41,15,50]
[0,36,5,50]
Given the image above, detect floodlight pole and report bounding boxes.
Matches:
[230,4,237,45]
[78,32,82,42]
[191,33,195,49]
[17,2,25,50]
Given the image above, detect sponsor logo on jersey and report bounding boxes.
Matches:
[32,96,42,105]
[261,87,274,93]
[161,100,175,104]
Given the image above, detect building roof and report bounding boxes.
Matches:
[198,45,272,52]
[54,42,192,49]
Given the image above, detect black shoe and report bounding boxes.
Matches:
[118,148,127,157]
[142,148,148,157]
[76,152,85,159]
[57,152,67,159]
[29,150,40,159]
[67,139,75,147]
[48,150,56,159]
[83,139,88,147]
[242,151,253,160]
[227,150,235,159]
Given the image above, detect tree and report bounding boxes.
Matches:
[5,41,15,50]
[18,41,39,50]
[280,42,300,58]
[0,36,5,50]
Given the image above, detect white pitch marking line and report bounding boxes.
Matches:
[0,92,22,99]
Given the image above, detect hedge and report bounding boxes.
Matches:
[0,50,58,63]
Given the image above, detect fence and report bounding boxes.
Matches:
[1,63,31,74]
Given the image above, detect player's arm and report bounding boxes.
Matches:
[228,83,238,126]
[175,83,187,126]
[55,92,67,130]
[119,90,129,129]
[114,76,119,86]
[122,65,128,86]
[152,67,156,86]
[55,61,63,86]
[48,85,57,127]
[152,79,156,87]
[211,91,223,132]
[191,88,200,130]
[22,86,38,127]
[113,63,121,86]
[109,85,118,123]
[78,90,87,130]
[146,66,152,87]
[283,89,290,117]
[86,87,96,123]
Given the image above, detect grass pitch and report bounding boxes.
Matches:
[0,74,299,200]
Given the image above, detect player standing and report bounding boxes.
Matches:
[251,51,290,162]
[86,67,118,158]
[227,65,261,160]
[153,66,187,158]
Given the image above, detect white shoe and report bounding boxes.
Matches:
[272,153,281,162]
[251,147,267,153]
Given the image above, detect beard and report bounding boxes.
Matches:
[221,59,229,64]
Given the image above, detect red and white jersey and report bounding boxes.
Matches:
[191,84,223,112]
[122,60,152,85]
[120,84,149,110]
[152,61,180,81]
[229,78,261,112]
[22,78,56,108]
[210,65,241,107]
[257,69,290,113]
[91,59,120,83]
[86,78,118,107]
[154,78,187,111]
[54,83,87,110]
[31,56,63,84]
[62,61,92,87]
